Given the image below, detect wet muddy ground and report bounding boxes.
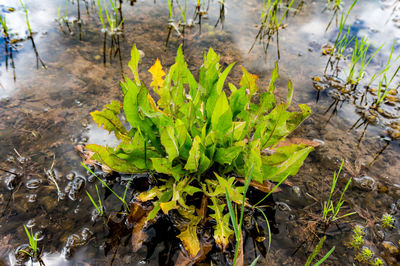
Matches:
[1,0,400,265]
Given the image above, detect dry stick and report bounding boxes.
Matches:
[356,122,369,147]
[368,140,390,166]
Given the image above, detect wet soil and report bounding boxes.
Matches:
[1,0,400,265]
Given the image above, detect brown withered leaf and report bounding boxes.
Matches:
[128,202,154,252]
[196,194,209,226]
[74,144,97,166]
[235,178,281,194]
[175,241,213,266]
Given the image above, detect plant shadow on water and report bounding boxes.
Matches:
[2,0,400,265]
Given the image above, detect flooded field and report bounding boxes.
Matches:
[1,0,400,265]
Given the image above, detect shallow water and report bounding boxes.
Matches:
[1,0,400,265]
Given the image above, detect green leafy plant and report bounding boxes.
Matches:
[87,44,313,258]
[355,246,374,263]
[381,213,395,229]
[322,160,355,225]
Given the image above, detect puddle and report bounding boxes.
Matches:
[1,0,400,264]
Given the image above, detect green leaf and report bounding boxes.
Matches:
[262,145,313,182]
[151,158,184,181]
[184,136,202,172]
[269,62,279,92]
[214,146,242,165]
[211,92,233,139]
[216,62,236,95]
[91,100,126,139]
[128,44,141,85]
[86,144,139,173]
[224,122,247,141]
[160,125,179,162]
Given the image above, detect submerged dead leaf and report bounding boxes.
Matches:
[128,201,154,252]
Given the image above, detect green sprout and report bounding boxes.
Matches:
[356,247,374,263]
[373,258,384,266]
[381,213,395,228]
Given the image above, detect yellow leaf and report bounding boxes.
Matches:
[177,213,201,257]
[147,93,167,116]
[148,59,166,88]
[239,66,259,95]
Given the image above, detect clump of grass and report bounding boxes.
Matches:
[96,0,124,65]
[324,0,357,74]
[381,213,395,228]
[165,0,189,50]
[345,36,382,85]
[322,160,355,225]
[249,0,296,58]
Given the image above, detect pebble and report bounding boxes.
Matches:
[66,172,75,181]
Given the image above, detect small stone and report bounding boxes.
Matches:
[382,241,400,255]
